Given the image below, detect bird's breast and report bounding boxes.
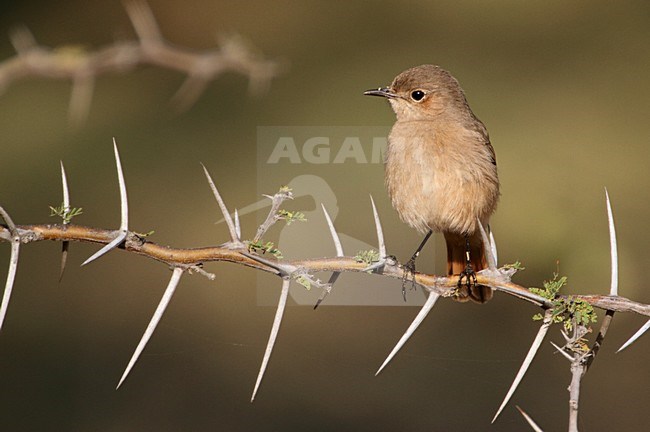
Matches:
[384,120,499,235]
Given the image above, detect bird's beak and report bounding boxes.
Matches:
[363,87,398,98]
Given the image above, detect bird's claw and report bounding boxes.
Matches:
[458,262,477,289]
[400,257,417,301]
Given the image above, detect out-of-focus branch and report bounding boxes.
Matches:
[0,1,282,124]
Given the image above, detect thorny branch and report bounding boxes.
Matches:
[0,149,647,432]
[1,222,644,316]
[0,4,638,431]
[0,1,282,124]
[2,222,647,315]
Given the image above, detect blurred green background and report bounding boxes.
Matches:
[1,0,649,430]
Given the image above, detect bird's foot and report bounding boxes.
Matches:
[458,262,477,288]
[400,256,418,302]
[451,262,478,301]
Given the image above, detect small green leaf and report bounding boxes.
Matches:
[295,275,311,290]
[503,261,525,270]
[49,203,83,224]
[134,230,155,238]
[246,239,283,259]
[529,271,597,331]
[277,209,307,226]
[355,249,380,266]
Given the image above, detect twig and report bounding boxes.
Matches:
[568,353,583,432]
[252,188,293,243]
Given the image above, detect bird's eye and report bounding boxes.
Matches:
[410,90,426,101]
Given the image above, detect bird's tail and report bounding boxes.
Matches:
[444,230,492,304]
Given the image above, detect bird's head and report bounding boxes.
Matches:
[364,64,470,122]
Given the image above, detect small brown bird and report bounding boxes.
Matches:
[364,64,499,303]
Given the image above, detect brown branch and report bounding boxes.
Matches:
[2,223,649,318]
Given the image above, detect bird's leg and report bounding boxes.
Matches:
[457,235,477,289]
[401,230,432,301]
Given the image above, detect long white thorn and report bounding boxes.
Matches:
[362,196,387,272]
[375,291,440,376]
[314,271,340,310]
[605,189,618,296]
[489,229,498,266]
[492,309,553,424]
[314,205,343,309]
[369,195,386,259]
[114,139,129,232]
[0,206,20,332]
[560,329,571,343]
[234,209,241,239]
[117,267,183,389]
[516,406,544,432]
[201,164,239,243]
[59,161,70,281]
[82,232,128,266]
[477,219,497,270]
[82,140,129,266]
[617,319,650,353]
[322,204,343,256]
[240,252,293,277]
[550,341,574,362]
[61,161,70,213]
[0,240,19,332]
[251,278,290,402]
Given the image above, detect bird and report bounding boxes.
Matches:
[364,64,499,303]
